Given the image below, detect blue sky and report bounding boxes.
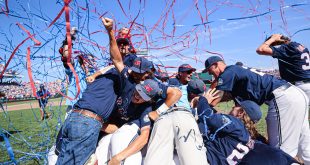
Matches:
[1,0,310,82]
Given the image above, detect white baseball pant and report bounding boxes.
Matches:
[265,84,310,164]
[144,109,208,165]
[295,81,310,106]
[95,124,142,165]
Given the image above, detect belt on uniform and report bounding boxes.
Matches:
[275,83,292,91]
[72,109,103,123]
[292,80,310,85]
[267,83,292,101]
[164,106,191,115]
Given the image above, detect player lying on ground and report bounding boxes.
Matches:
[188,79,299,165]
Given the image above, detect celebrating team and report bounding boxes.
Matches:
[49,17,310,165]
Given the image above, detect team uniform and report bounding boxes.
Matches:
[271,41,310,104]
[197,96,297,165]
[95,102,152,165]
[94,66,168,165]
[144,106,208,165]
[36,88,51,110]
[145,79,207,165]
[145,67,208,165]
[216,65,310,162]
[56,68,121,165]
[94,66,145,165]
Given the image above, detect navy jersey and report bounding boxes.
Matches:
[197,96,297,165]
[217,65,286,105]
[240,142,298,165]
[114,67,136,117]
[271,42,310,82]
[37,89,51,100]
[109,103,152,128]
[197,96,252,165]
[74,68,121,121]
[37,89,51,107]
[113,68,167,127]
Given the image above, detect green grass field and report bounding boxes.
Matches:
[5,98,63,106]
[0,102,268,164]
[0,105,67,164]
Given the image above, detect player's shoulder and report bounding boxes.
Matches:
[168,78,180,86]
[220,65,241,78]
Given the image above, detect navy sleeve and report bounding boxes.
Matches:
[207,114,249,142]
[137,105,152,128]
[168,78,180,86]
[197,96,215,118]
[157,82,168,99]
[216,69,236,92]
[119,67,130,89]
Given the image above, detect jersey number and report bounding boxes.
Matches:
[301,53,310,70]
[226,143,249,165]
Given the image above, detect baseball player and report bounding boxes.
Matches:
[36,84,51,120]
[193,86,298,165]
[203,56,310,163]
[82,17,181,165]
[144,75,208,165]
[95,79,171,165]
[154,71,170,85]
[56,19,155,165]
[169,64,196,110]
[256,34,310,104]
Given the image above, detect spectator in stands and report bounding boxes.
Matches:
[36,84,51,120]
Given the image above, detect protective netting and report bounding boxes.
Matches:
[0,0,310,164]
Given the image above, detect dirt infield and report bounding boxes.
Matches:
[2,100,64,112]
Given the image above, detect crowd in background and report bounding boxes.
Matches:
[0,81,62,100]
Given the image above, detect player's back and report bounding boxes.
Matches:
[74,68,121,120]
[239,142,297,165]
[203,114,251,165]
[218,65,286,105]
[272,42,310,82]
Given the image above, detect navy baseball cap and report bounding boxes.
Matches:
[130,57,153,73]
[40,84,44,88]
[160,72,169,79]
[123,54,137,67]
[116,37,130,45]
[178,64,196,72]
[135,79,162,101]
[187,79,206,95]
[235,99,262,123]
[202,56,223,73]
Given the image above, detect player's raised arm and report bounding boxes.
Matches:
[256,34,287,55]
[102,17,125,73]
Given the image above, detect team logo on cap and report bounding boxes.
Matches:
[134,60,141,66]
[144,84,153,93]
